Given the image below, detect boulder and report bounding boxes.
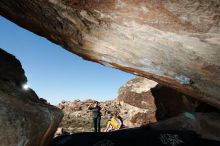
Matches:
[118,77,157,109]
[0,0,219,108]
[118,77,219,126]
[117,77,157,127]
[151,85,220,120]
[151,112,220,141]
[0,48,63,146]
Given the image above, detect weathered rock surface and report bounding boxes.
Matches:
[0,48,63,146]
[118,77,157,127]
[151,112,220,141]
[0,0,219,108]
[151,84,220,120]
[118,77,219,124]
[118,77,157,109]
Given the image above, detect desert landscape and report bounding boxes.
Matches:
[0,0,220,146]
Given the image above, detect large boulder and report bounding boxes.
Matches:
[0,0,219,108]
[0,49,63,146]
[118,77,157,109]
[151,112,220,141]
[151,84,220,120]
[118,77,157,127]
[118,77,219,126]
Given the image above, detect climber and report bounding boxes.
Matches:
[88,101,102,132]
[105,111,124,132]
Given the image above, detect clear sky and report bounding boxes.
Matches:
[0,16,134,105]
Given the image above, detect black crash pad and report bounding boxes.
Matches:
[51,127,220,146]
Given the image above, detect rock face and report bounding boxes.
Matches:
[118,77,219,124]
[0,0,219,108]
[118,77,158,109]
[118,77,158,127]
[151,112,220,141]
[0,48,63,146]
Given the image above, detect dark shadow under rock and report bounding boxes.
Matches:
[50,126,220,146]
[150,112,220,142]
[151,85,220,121]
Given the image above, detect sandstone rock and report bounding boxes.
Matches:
[117,101,155,127]
[117,77,157,127]
[152,85,198,120]
[54,128,64,137]
[0,0,219,108]
[153,85,220,119]
[118,77,157,109]
[118,77,219,125]
[0,48,63,146]
[151,112,220,141]
[130,112,157,125]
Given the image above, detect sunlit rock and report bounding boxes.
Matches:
[118,77,219,125]
[0,0,219,108]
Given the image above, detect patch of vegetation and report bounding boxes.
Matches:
[60,115,109,133]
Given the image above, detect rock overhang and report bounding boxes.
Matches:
[0,0,219,108]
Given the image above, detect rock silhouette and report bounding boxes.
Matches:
[0,49,63,146]
[51,126,220,146]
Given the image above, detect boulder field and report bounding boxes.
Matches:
[57,77,220,142]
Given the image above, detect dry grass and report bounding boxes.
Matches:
[60,115,109,133]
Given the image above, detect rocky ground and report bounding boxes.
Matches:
[57,98,145,133]
[57,99,118,133]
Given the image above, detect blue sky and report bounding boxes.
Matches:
[0,16,134,105]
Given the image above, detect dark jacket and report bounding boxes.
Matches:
[89,106,101,118]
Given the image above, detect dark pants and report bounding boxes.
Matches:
[93,116,101,132]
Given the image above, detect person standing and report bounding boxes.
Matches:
[88,101,102,132]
